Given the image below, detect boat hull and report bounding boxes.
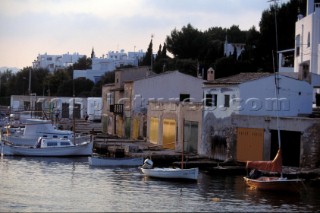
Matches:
[89,156,144,166]
[243,176,304,192]
[1,142,93,157]
[140,167,199,180]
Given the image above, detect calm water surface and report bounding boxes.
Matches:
[0,156,319,212]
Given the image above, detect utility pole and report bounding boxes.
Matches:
[151,34,154,71]
[28,68,31,95]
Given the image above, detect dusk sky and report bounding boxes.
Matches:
[0,0,289,70]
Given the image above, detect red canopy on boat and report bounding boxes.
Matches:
[246,149,282,174]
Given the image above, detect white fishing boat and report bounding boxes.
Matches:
[1,135,93,157]
[89,155,144,167]
[139,157,199,181]
[140,167,199,180]
[2,118,76,146]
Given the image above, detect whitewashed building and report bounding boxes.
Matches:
[203,72,313,119]
[87,97,102,121]
[32,52,85,72]
[294,1,320,77]
[74,49,145,84]
[278,0,320,105]
[201,72,315,163]
[223,36,245,59]
[132,71,204,113]
[102,70,204,142]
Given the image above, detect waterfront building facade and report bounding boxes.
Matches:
[202,71,319,168]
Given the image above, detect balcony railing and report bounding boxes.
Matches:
[110,104,123,115]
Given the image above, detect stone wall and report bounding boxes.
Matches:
[301,123,320,168]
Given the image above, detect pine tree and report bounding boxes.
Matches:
[161,43,167,58]
[142,39,153,68]
[91,47,95,59]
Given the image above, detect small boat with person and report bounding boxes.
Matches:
[139,158,199,181]
[243,149,304,192]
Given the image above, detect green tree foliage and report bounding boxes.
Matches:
[258,0,306,71]
[161,43,167,58]
[0,69,15,105]
[72,56,92,70]
[166,24,203,59]
[153,42,171,73]
[91,71,116,97]
[44,69,71,96]
[142,39,153,67]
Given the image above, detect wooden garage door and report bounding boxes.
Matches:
[116,117,123,137]
[149,117,159,144]
[183,121,198,153]
[163,119,176,150]
[237,128,264,162]
[132,118,139,140]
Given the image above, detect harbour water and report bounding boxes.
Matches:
[0,156,319,212]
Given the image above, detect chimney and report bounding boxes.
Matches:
[207,67,215,81]
[297,7,304,20]
[307,0,314,15]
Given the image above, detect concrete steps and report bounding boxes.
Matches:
[58,119,103,134]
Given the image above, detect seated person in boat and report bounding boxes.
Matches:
[35,137,42,148]
[141,157,153,169]
[248,169,262,179]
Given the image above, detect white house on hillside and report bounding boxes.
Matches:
[73,49,144,84]
[32,52,85,72]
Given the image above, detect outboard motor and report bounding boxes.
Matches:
[142,158,153,169]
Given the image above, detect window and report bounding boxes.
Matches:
[47,142,58,147]
[205,94,212,106]
[61,142,71,146]
[224,95,230,107]
[205,94,217,107]
[180,94,190,102]
[307,32,310,47]
[213,94,217,107]
[296,34,300,56]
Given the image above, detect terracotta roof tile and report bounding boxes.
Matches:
[204,72,274,85]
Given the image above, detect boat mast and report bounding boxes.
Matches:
[73,71,76,145]
[181,131,184,169]
[270,0,283,177]
[270,0,281,150]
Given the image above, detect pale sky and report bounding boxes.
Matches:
[0,0,289,69]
